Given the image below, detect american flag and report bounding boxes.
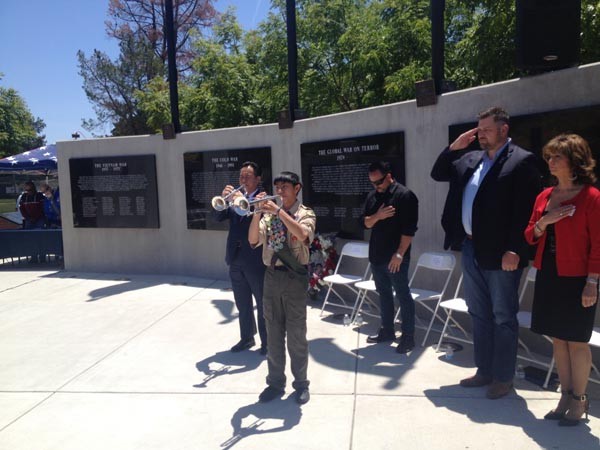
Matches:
[0,145,57,173]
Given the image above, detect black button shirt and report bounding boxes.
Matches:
[363,182,419,265]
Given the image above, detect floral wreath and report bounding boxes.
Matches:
[308,233,338,298]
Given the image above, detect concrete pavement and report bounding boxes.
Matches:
[0,269,598,449]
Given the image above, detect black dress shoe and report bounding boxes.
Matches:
[258,386,284,403]
[259,345,268,356]
[366,329,395,344]
[396,334,415,354]
[230,338,255,352]
[295,388,310,405]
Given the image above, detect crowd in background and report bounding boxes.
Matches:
[17,180,61,230]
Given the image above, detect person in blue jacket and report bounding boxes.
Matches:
[40,183,61,228]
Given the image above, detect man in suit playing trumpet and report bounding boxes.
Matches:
[214,161,267,354]
[249,172,316,404]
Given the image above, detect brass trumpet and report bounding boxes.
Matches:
[232,195,280,216]
[211,185,244,211]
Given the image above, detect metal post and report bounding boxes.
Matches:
[431,0,445,95]
[286,0,299,122]
[164,0,181,134]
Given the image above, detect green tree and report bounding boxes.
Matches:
[78,35,163,136]
[137,8,259,131]
[106,0,217,72]
[88,0,600,133]
[244,0,432,120]
[183,10,257,129]
[79,0,217,136]
[445,0,600,89]
[0,82,46,157]
[581,0,600,64]
[447,1,517,88]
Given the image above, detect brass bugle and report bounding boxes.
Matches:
[210,185,244,211]
[232,195,280,216]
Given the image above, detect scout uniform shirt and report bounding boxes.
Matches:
[255,199,316,267]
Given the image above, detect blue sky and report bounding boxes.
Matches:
[0,0,271,146]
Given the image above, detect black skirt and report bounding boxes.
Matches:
[530,224,598,342]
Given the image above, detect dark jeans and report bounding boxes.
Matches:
[462,239,522,382]
[371,254,414,335]
[229,257,266,345]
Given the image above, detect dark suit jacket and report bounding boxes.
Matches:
[214,190,265,267]
[430,142,541,270]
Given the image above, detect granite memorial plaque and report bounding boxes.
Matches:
[301,132,405,239]
[184,147,272,230]
[70,155,159,228]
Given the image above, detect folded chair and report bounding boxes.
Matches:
[515,267,556,386]
[351,274,380,322]
[319,241,370,317]
[518,267,600,387]
[435,274,473,350]
[542,328,600,387]
[393,251,456,346]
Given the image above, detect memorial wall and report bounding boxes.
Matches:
[56,63,600,279]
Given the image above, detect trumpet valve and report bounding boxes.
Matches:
[233,197,250,210]
[211,196,227,211]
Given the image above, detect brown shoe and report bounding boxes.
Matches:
[459,374,493,388]
[486,381,513,399]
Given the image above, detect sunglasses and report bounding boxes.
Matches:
[370,174,387,186]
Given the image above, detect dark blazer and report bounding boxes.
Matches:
[214,190,265,266]
[431,141,541,270]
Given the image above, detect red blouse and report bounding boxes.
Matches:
[524,185,600,276]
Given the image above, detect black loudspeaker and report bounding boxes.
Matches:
[516,0,581,71]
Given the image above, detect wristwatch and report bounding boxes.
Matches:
[395,253,403,260]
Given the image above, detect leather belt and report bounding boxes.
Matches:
[466,234,473,240]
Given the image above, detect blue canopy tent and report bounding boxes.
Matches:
[0,144,58,222]
[0,144,57,174]
[0,145,62,262]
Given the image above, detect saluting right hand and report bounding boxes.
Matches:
[449,127,478,151]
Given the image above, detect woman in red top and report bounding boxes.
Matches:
[524,134,600,426]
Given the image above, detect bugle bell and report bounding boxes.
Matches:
[232,195,280,216]
[210,185,244,211]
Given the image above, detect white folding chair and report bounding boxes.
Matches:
[543,328,600,387]
[351,275,380,322]
[516,267,554,378]
[586,328,600,385]
[393,251,456,346]
[436,267,542,354]
[521,267,600,387]
[319,241,370,317]
[435,274,473,350]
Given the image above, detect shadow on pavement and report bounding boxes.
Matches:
[37,271,219,302]
[194,349,265,388]
[222,398,302,449]
[211,299,238,324]
[425,384,600,448]
[309,336,425,390]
